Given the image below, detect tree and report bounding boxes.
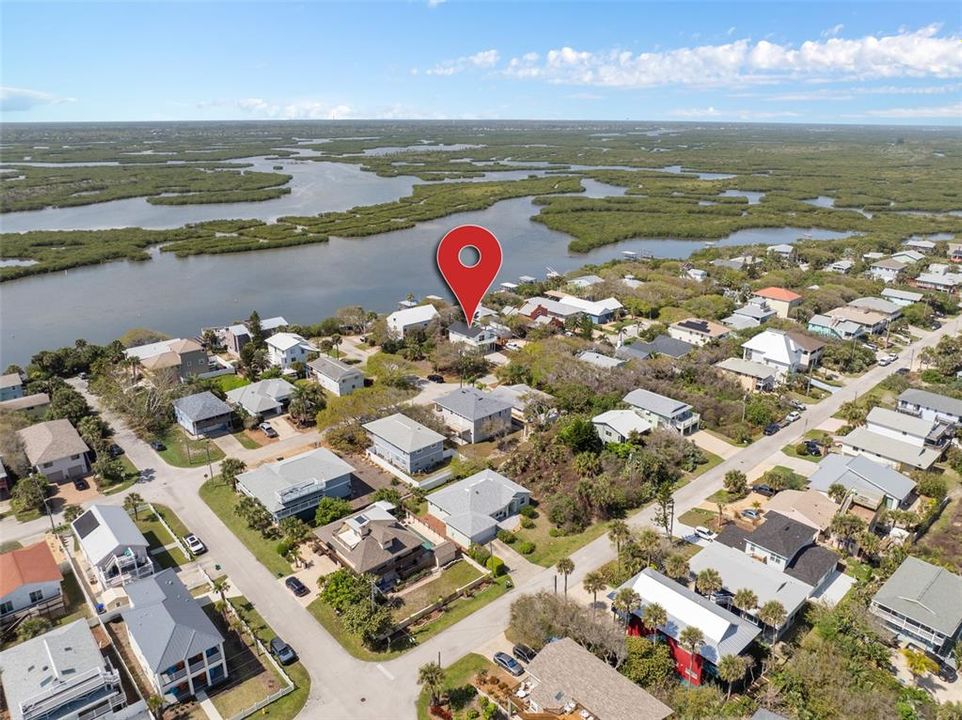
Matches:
[758,600,787,643]
[723,470,748,498]
[733,588,758,617]
[902,647,939,686]
[11,474,49,514]
[279,517,310,546]
[124,492,144,519]
[695,568,722,597]
[211,576,231,609]
[678,625,705,684]
[17,617,53,641]
[717,654,750,700]
[288,384,326,427]
[417,662,446,707]
[634,528,661,568]
[621,636,674,688]
[641,602,667,634]
[557,417,602,454]
[583,571,607,613]
[828,482,848,505]
[63,504,83,524]
[664,553,690,582]
[315,496,353,526]
[613,587,640,627]
[608,520,630,575]
[556,557,575,596]
[77,415,110,450]
[220,457,247,491]
[146,695,164,720]
[830,513,866,554]
[838,400,869,427]
[342,602,394,646]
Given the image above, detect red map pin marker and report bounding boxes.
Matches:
[437,225,503,327]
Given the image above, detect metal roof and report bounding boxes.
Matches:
[623,388,691,418]
[363,413,445,452]
[592,410,652,438]
[872,557,962,637]
[73,505,149,567]
[898,388,962,418]
[308,355,363,382]
[808,453,915,503]
[839,427,941,470]
[237,448,355,513]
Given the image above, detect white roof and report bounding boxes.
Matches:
[716,357,776,380]
[237,448,355,513]
[266,332,313,352]
[363,413,444,452]
[72,505,149,566]
[577,351,625,369]
[555,294,623,316]
[866,406,941,439]
[387,304,439,327]
[592,410,652,438]
[741,329,802,366]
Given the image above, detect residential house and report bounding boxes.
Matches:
[0,372,23,401]
[723,297,776,330]
[434,387,512,443]
[308,356,365,397]
[767,243,796,260]
[870,557,962,659]
[123,570,226,701]
[623,388,700,434]
[824,305,889,334]
[808,454,916,510]
[864,406,953,450]
[897,387,962,426]
[125,338,209,381]
[0,620,127,720]
[387,304,439,339]
[568,274,604,289]
[577,350,626,370]
[807,313,865,341]
[0,392,50,417]
[687,268,708,282]
[890,249,926,265]
[426,469,531,546]
[743,513,839,592]
[881,288,925,307]
[915,269,962,294]
[869,258,907,283]
[838,426,941,471]
[785,331,826,370]
[741,329,806,380]
[630,334,694,359]
[714,357,776,392]
[447,321,499,352]
[265,332,315,370]
[73,505,154,588]
[549,294,623,324]
[236,448,355,522]
[712,255,758,271]
[615,342,652,362]
[315,501,435,587]
[225,378,295,418]
[848,297,902,321]
[620,568,761,686]
[0,541,64,625]
[668,318,730,347]
[764,489,838,534]
[903,238,937,253]
[173,391,233,436]
[516,297,584,325]
[18,419,90,484]
[225,316,288,354]
[592,409,652,444]
[826,259,855,274]
[520,637,673,720]
[753,287,802,319]
[487,384,556,430]
[363,413,446,474]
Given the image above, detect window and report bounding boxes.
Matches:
[205,646,220,659]
[29,589,43,603]
[0,601,13,615]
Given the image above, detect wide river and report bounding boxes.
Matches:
[0,156,851,365]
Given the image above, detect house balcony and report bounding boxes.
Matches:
[20,668,121,720]
[671,412,701,433]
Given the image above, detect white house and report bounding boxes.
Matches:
[363,413,446,474]
[0,541,64,625]
[308,356,365,396]
[880,288,924,307]
[266,332,315,370]
[623,388,700,434]
[577,351,626,370]
[826,259,855,274]
[667,318,730,347]
[864,407,953,450]
[387,304,439,339]
[592,409,652,443]
[897,388,962,426]
[447,321,499,352]
[741,329,804,379]
[17,419,90,484]
[72,505,154,588]
[869,258,907,283]
[426,469,531,546]
[715,357,776,392]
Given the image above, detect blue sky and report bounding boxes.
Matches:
[2,1,960,124]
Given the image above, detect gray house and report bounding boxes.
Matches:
[173,391,233,436]
[236,448,355,521]
[434,387,513,443]
[426,469,531,546]
[870,556,962,659]
[897,388,962,426]
[123,570,226,701]
[308,356,365,397]
[225,378,294,418]
[808,453,916,510]
[363,413,446,474]
[623,388,700,435]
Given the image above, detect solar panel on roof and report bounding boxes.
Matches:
[73,511,100,538]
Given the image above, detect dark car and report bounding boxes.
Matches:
[494,651,524,677]
[896,367,910,376]
[108,443,124,458]
[285,576,309,597]
[763,423,781,436]
[752,484,777,497]
[427,374,444,383]
[270,636,298,665]
[73,478,89,491]
[804,440,822,456]
[149,439,166,451]
[512,644,537,664]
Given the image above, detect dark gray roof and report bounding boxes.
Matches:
[122,569,223,672]
[715,524,750,550]
[173,391,231,422]
[872,557,962,636]
[435,387,512,420]
[615,343,651,362]
[785,545,839,586]
[634,334,694,358]
[447,321,487,339]
[746,512,816,560]
[898,388,962,418]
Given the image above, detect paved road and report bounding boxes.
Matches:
[1,317,956,720]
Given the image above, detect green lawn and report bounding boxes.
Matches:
[392,561,483,621]
[155,425,226,469]
[199,478,292,576]
[58,571,91,626]
[231,430,261,449]
[133,506,190,568]
[15,508,42,523]
[0,540,23,552]
[780,430,834,461]
[688,450,724,479]
[707,489,747,505]
[215,374,251,392]
[416,653,495,720]
[678,507,716,528]
[514,513,611,568]
[101,455,140,495]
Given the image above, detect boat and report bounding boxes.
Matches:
[621,250,637,258]
[518,275,537,284]
[545,267,561,279]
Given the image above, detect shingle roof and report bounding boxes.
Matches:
[237,448,355,514]
[428,469,530,536]
[525,638,672,720]
[435,387,512,420]
[226,378,295,415]
[872,258,908,270]
[173,391,232,422]
[671,318,730,338]
[72,505,149,566]
[487,384,552,412]
[0,392,50,412]
[840,427,941,470]
[715,357,776,380]
[315,501,425,575]
[123,570,223,672]
[615,343,652,361]
[623,388,692,418]
[867,406,941,439]
[746,512,816,560]
[808,454,916,503]
[266,332,312,352]
[715,524,750,550]
[785,545,839,586]
[764,489,838,531]
[363,413,445,452]
[872,557,962,636]
[785,330,826,353]
[849,297,902,315]
[0,541,63,598]
[448,321,488,339]
[634,334,694,358]
[898,388,962,418]
[308,355,363,382]
[17,419,90,466]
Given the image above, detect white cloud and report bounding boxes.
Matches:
[426,49,500,76]
[822,24,845,39]
[861,102,962,118]
[199,97,355,119]
[669,106,800,120]
[0,86,75,111]
[500,26,962,88]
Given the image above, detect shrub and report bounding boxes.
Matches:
[519,504,537,518]
[487,556,506,577]
[520,516,535,529]
[496,529,516,544]
[466,710,480,720]
[275,540,291,558]
[517,541,536,555]
[795,442,810,456]
[466,544,492,565]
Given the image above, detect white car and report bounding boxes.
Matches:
[786,410,802,423]
[184,534,207,555]
[694,526,717,541]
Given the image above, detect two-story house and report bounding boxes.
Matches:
[447,321,500,352]
[869,258,908,283]
[0,541,64,626]
[266,332,315,370]
[426,469,531,547]
[752,287,802,319]
[225,378,295,418]
[308,356,365,396]
[125,338,209,381]
[667,318,730,347]
[0,372,23,401]
[897,388,962,426]
[740,329,807,380]
[808,453,916,511]
[807,313,866,341]
[623,388,700,435]
[18,419,90,484]
[363,413,446,474]
[73,505,154,588]
[387,304,439,339]
[173,391,233,437]
[434,387,513,443]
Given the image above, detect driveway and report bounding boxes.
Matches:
[691,430,741,460]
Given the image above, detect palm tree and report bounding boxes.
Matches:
[582,571,607,613]
[608,520,630,574]
[556,557,575,596]
[331,334,342,359]
[124,492,144,519]
[417,662,446,707]
[211,576,230,610]
[717,654,749,700]
[715,500,727,527]
[733,588,758,618]
[678,625,705,685]
[220,457,247,491]
[146,695,163,720]
[63,504,83,524]
[828,482,848,505]
[613,587,640,627]
[641,602,667,635]
[663,553,690,582]
[758,600,787,643]
[635,528,660,568]
[695,568,723,597]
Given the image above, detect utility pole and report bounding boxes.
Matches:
[205,440,213,479]
[42,495,56,533]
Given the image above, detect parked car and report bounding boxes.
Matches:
[270,636,298,665]
[804,440,822,456]
[878,356,893,367]
[785,411,801,423]
[72,478,89,491]
[260,422,278,438]
[494,651,524,677]
[184,534,207,555]
[107,443,124,458]
[896,367,910,376]
[149,439,166,451]
[763,423,781,436]
[512,644,537,664]
[741,508,760,520]
[426,374,444,383]
[505,341,523,351]
[694,526,717,541]
[752,484,777,497]
[285,576,309,597]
